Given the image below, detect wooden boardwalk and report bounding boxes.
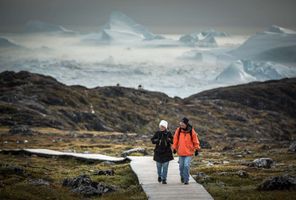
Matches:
[0,148,128,163]
[129,156,214,200]
[1,149,213,199]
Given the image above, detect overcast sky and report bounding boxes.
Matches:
[0,0,295,34]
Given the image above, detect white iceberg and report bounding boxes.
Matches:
[0,37,21,48]
[198,34,218,47]
[200,29,229,37]
[266,25,296,34]
[24,20,76,34]
[241,60,296,80]
[215,59,296,84]
[230,25,296,62]
[215,60,256,84]
[179,32,218,47]
[83,11,164,43]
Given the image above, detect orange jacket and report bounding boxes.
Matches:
[172,127,200,156]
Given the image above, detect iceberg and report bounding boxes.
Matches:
[179,31,219,47]
[24,20,76,34]
[215,60,256,84]
[215,59,296,84]
[230,25,296,62]
[200,29,229,37]
[198,34,218,47]
[266,25,296,34]
[0,37,21,48]
[241,60,296,80]
[83,11,164,43]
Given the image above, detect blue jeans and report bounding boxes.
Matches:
[156,161,169,181]
[178,156,192,183]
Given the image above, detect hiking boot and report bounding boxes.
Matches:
[184,182,189,185]
[162,180,167,184]
[181,177,184,183]
[158,177,162,183]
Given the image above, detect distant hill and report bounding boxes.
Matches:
[187,78,296,118]
[0,71,295,141]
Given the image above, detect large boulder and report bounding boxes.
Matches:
[248,158,274,168]
[62,175,114,197]
[258,175,296,190]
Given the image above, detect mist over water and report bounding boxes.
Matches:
[1,14,296,98]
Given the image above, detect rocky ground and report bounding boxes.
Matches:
[0,129,296,199]
[0,71,296,199]
[1,71,295,143]
[0,130,147,200]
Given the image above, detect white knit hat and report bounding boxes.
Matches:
[159,120,168,129]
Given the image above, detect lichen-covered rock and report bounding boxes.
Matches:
[258,175,296,190]
[216,170,248,178]
[248,158,274,168]
[193,172,212,183]
[93,169,115,176]
[28,179,50,186]
[237,170,249,178]
[63,175,114,197]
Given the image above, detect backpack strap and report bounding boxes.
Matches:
[178,126,193,143]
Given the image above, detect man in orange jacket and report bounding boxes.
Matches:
[172,117,200,185]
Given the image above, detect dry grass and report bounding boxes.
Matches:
[0,127,148,200]
[0,153,147,200]
[1,127,295,199]
[191,146,296,200]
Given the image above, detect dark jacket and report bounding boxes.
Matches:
[151,130,174,163]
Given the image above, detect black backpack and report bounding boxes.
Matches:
[176,125,198,143]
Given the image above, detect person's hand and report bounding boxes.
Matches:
[194,150,199,156]
[173,149,177,154]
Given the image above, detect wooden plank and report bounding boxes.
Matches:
[129,156,213,200]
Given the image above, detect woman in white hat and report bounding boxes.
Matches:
[151,120,174,184]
